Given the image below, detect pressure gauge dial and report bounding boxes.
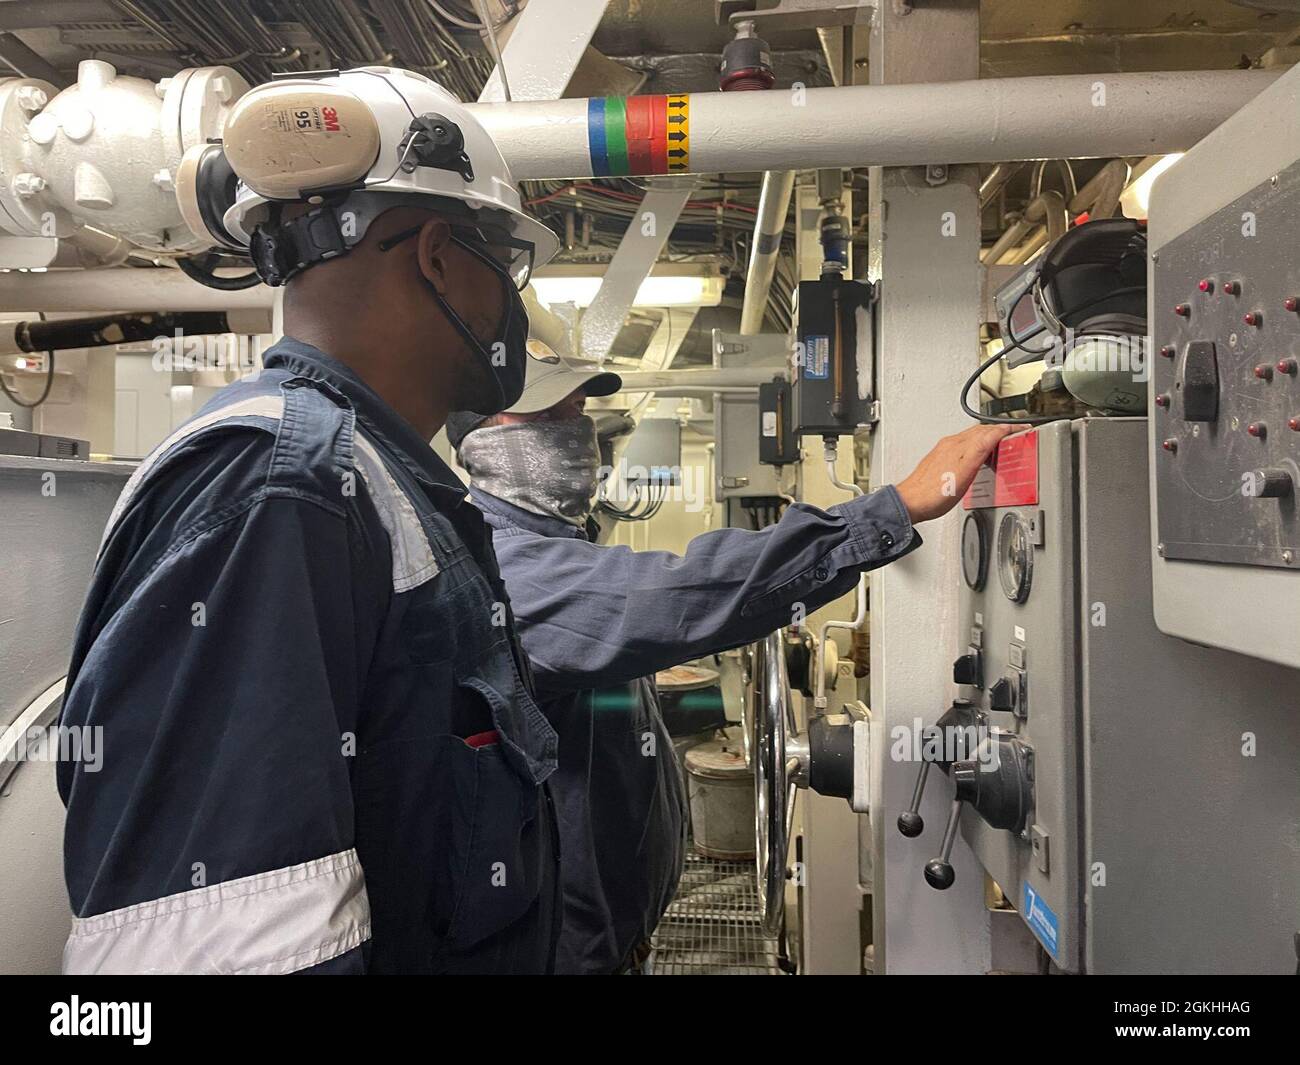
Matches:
[997,511,1033,604]
[961,512,988,591]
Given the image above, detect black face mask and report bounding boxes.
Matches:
[379,228,530,415]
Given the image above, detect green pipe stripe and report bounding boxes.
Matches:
[603,97,629,175]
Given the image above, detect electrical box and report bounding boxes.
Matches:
[757,376,798,466]
[1148,62,1300,668]
[712,330,789,500]
[793,276,875,436]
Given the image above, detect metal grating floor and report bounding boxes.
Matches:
[645,851,788,975]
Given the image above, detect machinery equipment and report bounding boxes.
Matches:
[1148,61,1300,668]
[749,630,868,937]
[792,277,876,437]
[757,376,799,467]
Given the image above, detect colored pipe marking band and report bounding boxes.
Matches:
[587,94,690,176]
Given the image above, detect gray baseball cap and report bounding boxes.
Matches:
[507,338,622,414]
[444,339,622,449]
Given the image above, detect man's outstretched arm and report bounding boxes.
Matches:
[498,424,1016,693]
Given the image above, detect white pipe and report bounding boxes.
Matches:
[740,170,795,335]
[613,366,777,390]
[0,267,273,313]
[466,70,1280,180]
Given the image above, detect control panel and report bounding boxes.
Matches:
[1151,163,1300,571]
[897,418,1300,973]
[1147,60,1300,668]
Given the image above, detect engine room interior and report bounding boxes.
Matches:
[0,0,1297,1005]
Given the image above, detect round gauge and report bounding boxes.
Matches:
[961,512,988,590]
[997,512,1034,604]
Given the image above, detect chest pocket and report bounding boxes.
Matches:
[377,477,558,968]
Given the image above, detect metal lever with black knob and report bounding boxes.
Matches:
[896,699,980,839]
[924,799,963,890]
[924,731,1035,891]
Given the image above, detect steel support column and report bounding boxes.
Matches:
[867,0,991,976]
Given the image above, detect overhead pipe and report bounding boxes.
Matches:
[982,158,1131,264]
[0,310,274,357]
[612,367,777,391]
[466,70,1279,180]
[0,267,274,313]
[979,161,1024,209]
[983,189,1068,265]
[739,171,795,335]
[722,19,792,338]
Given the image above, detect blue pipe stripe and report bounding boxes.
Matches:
[587,97,610,177]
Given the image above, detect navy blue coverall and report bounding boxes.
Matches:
[471,475,919,974]
[58,339,561,974]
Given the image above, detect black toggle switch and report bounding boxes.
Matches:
[953,651,983,690]
[1179,341,1219,422]
[989,676,1017,714]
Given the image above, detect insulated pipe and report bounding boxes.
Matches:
[739,169,795,335]
[983,158,1131,265]
[979,162,1023,209]
[0,267,274,313]
[0,310,274,356]
[466,70,1280,180]
[982,189,1068,265]
[613,367,777,391]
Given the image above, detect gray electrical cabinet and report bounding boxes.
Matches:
[1148,60,1300,668]
[0,452,134,974]
[899,418,1300,973]
[712,329,790,500]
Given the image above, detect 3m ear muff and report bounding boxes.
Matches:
[175,142,244,252]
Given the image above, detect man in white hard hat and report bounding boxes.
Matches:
[58,68,566,974]
[447,356,1014,974]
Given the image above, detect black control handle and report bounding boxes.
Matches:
[897,760,930,837]
[924,799,962,890]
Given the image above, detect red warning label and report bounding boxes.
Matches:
[963,430,1038,509]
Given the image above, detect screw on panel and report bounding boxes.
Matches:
[1284,550,1295,565]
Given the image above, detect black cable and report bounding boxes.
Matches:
[1,350,55,409]
[1,310,56,409]
[960,285,1148,426]
[177,254,263,291]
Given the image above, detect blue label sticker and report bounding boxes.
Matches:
[803,335,830,380]
[1021,881,1060,958]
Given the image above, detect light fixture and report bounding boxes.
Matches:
[530,263,726,309]
[1120,154,1184,220]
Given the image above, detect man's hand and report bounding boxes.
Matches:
[895,424,1021,523]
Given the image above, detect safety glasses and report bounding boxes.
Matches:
[378,221,535,291]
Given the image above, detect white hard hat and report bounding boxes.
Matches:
[178,66,557,286]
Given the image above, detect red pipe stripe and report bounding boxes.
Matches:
[624,94,658,175]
